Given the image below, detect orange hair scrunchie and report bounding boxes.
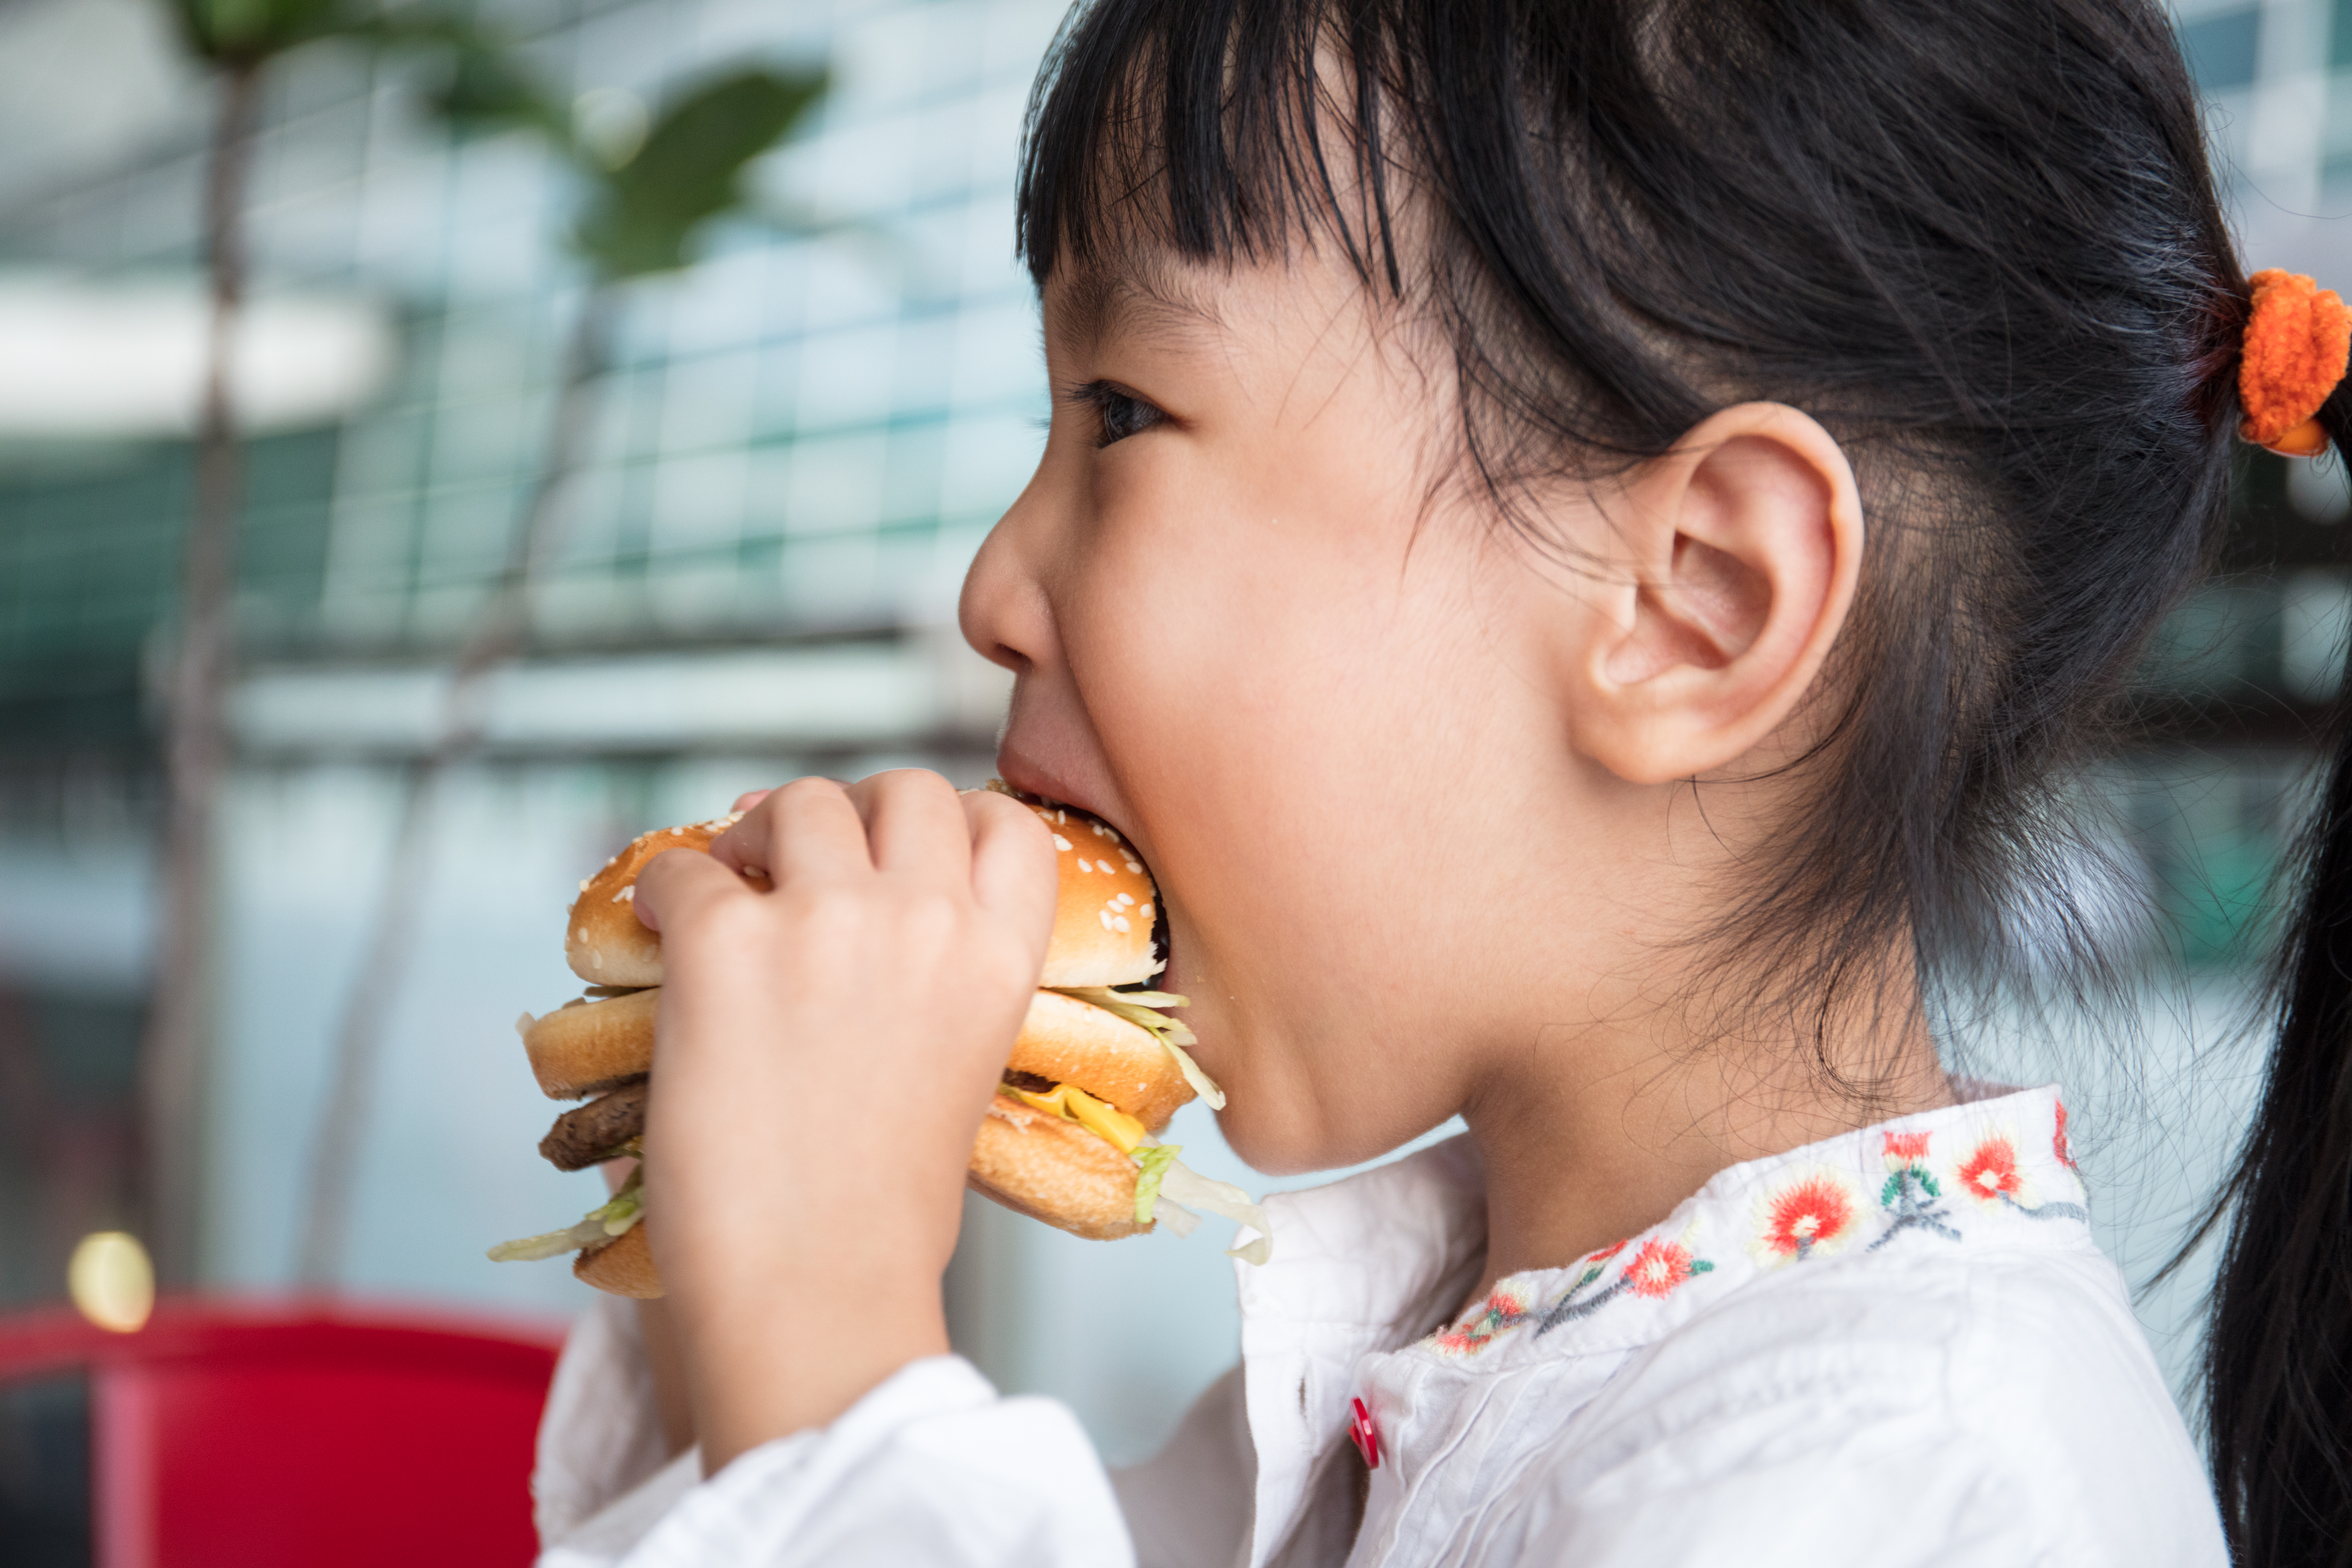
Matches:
[2240,268,2351,458]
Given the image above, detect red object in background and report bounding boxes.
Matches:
[0,1297,564,1568]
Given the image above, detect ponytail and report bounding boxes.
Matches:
[2201,382,2352,1567]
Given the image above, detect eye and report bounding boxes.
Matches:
[1068,380,1166,449]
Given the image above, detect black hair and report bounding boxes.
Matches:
[2199,378,2352,1564]
[1020,0,2334,1555]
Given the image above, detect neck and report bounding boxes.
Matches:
[1457,969,1951,1307]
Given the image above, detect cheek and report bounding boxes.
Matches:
[1060,472,1503,1161]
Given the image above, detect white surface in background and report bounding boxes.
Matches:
[0,273,398,439]
[0,843,155,994]
[0,0,194,210]
[229,637,1013,754]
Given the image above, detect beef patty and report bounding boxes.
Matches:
[540,1079,648,1171]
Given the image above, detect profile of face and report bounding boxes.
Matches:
[960,243,1861,1176]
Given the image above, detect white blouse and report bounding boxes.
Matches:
[532,1084,2227,1566]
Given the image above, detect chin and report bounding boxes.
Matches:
[1211,1100,1341,1179]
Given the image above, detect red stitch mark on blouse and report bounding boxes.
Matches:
[1349,1397,1381,1469]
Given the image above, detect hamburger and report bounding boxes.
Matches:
[490,785,1270,1297]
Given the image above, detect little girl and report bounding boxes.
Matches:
[524,0,2337,1561]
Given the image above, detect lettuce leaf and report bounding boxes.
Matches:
[1132,1143,1183,1224]
[1049,986,1226,1110]
[488,1173,643,1263]
[1155,1158,1272,1265]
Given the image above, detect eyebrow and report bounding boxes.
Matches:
[1044,254,1225,349]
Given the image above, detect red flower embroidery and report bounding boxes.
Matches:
[2053,1102,2076,1169]
[1761,1174,1855,1260]
[1959,1137,2023,1201]
[1882,1130,1932,1163]
[1429,1286,1529,1355]
[1623,1237,1699,1298]
[1589,1239,1630,1264]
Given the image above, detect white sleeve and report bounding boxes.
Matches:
[1111,1363,1255,1568]
[534,1294,678,1545]
[537,1350,1135,1568]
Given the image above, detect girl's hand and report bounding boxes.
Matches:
[631,770,1057,1468]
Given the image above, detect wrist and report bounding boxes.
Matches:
[686,1278,949,1469]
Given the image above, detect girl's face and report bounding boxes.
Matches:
[962,247,1697,1175]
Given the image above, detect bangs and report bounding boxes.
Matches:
[1016,0,1413,292]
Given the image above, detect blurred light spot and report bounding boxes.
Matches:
[0,272,396,439]
[574,87,649,169]
[2284,570,2352,702]
[2289,449,2352,523]
[69,1231,153,1334]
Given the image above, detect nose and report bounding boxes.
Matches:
[958,460,1061,679]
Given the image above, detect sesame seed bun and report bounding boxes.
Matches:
[562,791,1164,992]
[967,1094,1153,1241]
[564,816,749,987]
[573,1219,662,1298]
[1008,794,1164,989]
[521,988,657,1099]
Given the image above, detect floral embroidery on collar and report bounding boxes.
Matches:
[1413,1088,2087,1362]
[1869,1129,1959,1250]
[1956,1130,2088,1223]
[1430,1284,1534,1356]
[1534,1230,1713,1337]
[1751,1171,1862,1267]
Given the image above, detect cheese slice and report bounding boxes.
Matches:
[1005,1079,1148,1154]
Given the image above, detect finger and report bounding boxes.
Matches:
[846,770,972,880]
[730,788,774,813]
[633,843,752,933]
[759,775,875,885]
[965,790,1058,966]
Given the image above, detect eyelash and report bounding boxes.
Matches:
[1065,380,1165,449]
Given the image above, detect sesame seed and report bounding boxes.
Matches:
[1141,903,1154,918]
[1115,893,1135,907]
[1124,861,1143,874]
[1052,834,1072,851]
[1112,916,1132,933]
[578,878,591,893]
[1099,910,1115,930]
[1075,859,1093,873]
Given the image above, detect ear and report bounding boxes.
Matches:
[1572,402,1863,786]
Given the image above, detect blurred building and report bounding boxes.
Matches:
[0,0,2345,1473]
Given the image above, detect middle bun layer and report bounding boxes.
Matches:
[1006,989,1190,1130]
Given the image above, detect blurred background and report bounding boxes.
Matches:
[0,0,2344,1531]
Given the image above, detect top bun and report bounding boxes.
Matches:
[998,790,1164,989]
[565,816,744,986]
[564,787,1164,990]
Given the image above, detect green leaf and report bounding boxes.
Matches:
[170,0,351,62]
[427,41,570,143]
[574,65,828,281]
[1132,1144,1183,1225]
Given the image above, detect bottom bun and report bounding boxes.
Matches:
[575,1219,663,1298]
[968,1093,1151,1241]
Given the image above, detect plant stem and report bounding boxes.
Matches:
[295,287,616,1287]
[140,56,265,1289]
